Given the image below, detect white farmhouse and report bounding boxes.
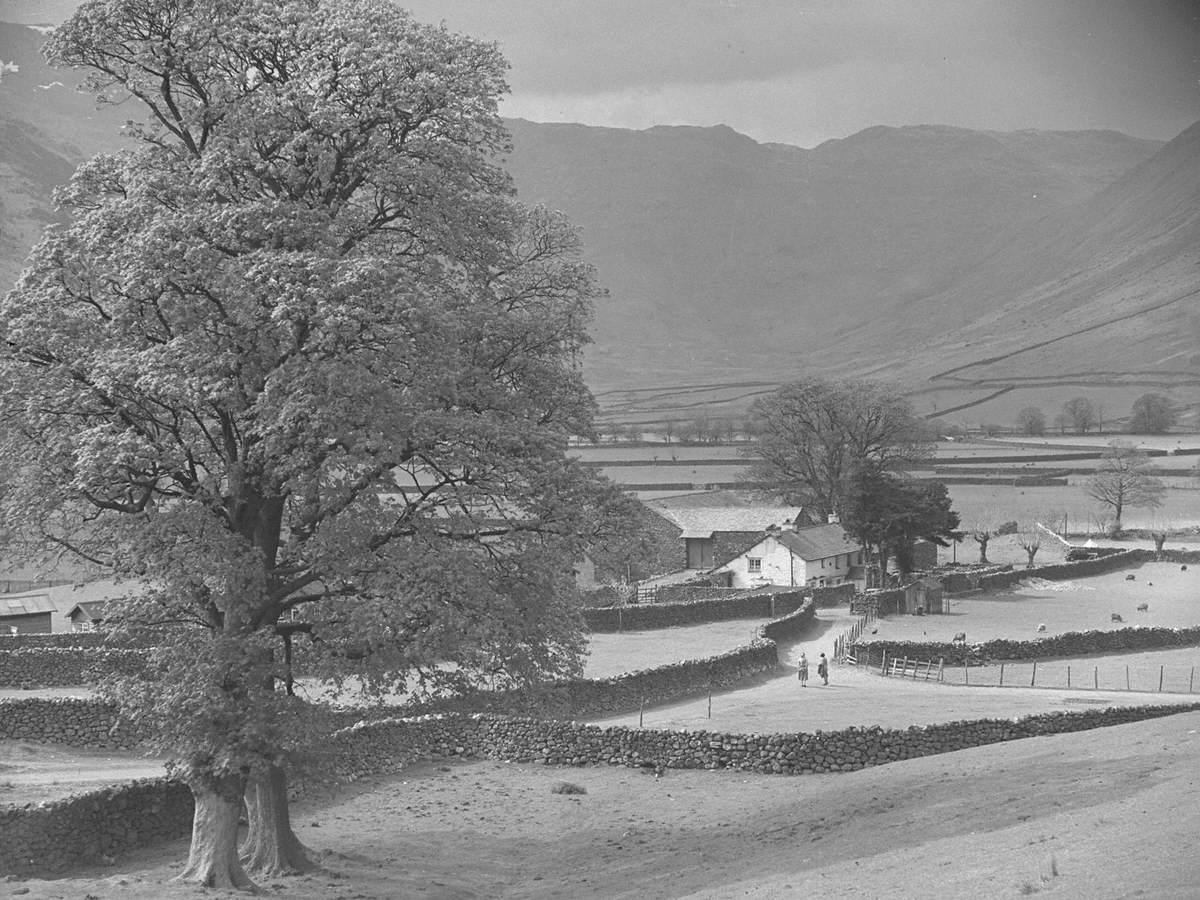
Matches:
[711,523,864,590]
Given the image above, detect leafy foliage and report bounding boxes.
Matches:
[838,466,959,581]
[0,0,619,813]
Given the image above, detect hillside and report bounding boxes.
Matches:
[3,19,1196,426]
[502,118,1166,402]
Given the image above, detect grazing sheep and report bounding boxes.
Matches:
[1111,613,1124,623]
[1137,602,1149,612]
[1037,623,1046,632]
[1182,565,1188,571]
[1125,574,1135,581]
[952,632,967,644]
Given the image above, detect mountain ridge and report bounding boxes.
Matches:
[2,19,1195,425]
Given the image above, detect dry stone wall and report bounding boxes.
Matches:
[0,779,193,876]
[0,697,136,749]
[0,647,148,688]
[858,625,1200,666]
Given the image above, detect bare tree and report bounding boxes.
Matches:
[1015,528,1042,568]
[1062,397,1100,434]
[1015,406,1046,436]
[1129,393,1177,434]
[1084,441,1166,535]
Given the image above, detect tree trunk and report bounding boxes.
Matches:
[976,535,990,564]
[175,773,256,891]
[241,763,314,876]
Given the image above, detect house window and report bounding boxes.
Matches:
[747,557,762,573]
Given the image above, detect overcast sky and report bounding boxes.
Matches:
[4,0,1199,147]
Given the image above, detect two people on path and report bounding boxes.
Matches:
[798,652,830,686]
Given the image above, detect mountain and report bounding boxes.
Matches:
[502,118,1175,416]
[3,19,1194,425]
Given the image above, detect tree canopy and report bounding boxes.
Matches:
[749,377,932,519]
[838,466,959,583]
[0,0,621,888]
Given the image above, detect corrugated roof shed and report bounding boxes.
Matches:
[0,594,56,615]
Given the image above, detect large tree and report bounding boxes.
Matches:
[1128,393,1177,434]
[838,466,959,585]
[749,377,932,519]
[1084,441,1166,534]
[0,0,619,889]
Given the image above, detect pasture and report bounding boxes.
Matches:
[875,562,1200,641]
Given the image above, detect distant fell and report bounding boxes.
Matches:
[2,19,1192,425]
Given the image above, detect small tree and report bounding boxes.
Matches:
[1129,393,1177,434]
[838,466,960,585]
[1062,397,1100,434]
[1015,407,1046,436]
[1083,441,1166,535]
[1015,528,1042,568]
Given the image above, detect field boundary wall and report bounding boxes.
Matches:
[8,700,1198,876]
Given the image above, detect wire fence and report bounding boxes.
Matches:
[851,647,1200,695]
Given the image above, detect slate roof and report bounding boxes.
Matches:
[655,507,808,539]
[66,600,110,620]
[774,524,860,561]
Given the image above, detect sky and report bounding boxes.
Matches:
[3,0,1199,147]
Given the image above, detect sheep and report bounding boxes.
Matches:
[1111,613,1124,623]
[1137,602,1149,612]
[1036,623,1046,632]
[952,632,967,644]
[1182,565,1188,572]
[1125,574,1135,581]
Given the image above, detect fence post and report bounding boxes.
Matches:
[1067,664,1071,689]
[881,649,888,676]
[1190,666,1195,693]
[1093,666,1097,690]
[1126,665,1131,691]
[1159,665,1164,692]
[618,607,624,634]
[639,695,645,729]
[999,662,1004,687]
[964,658,969,685]
[707,682,712,719]
[1031,660,1037,687]
[938,657,944,682]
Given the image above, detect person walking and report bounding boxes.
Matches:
[797,652,809,687]
[817,653,829,685]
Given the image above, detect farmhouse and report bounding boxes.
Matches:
[652,506,814,570]
[711,523,865,590]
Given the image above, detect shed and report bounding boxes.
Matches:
[0,594,55,634]
[67,600,111,632]
[904,577,944,615]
